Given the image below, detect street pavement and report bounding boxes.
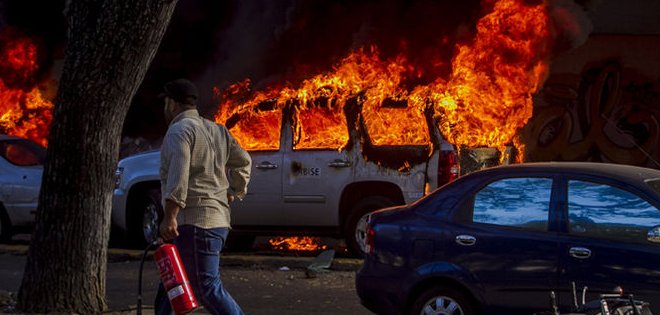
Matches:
[0,242,369,315]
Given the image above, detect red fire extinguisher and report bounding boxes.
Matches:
[154,243,199,314]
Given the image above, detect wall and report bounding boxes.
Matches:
[520,35,660,169]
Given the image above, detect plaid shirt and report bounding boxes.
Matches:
[160,109,251,228]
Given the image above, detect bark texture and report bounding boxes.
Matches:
[17,0,177,313]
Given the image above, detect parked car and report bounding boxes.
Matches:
[0,135,45,241]
[356,162,660,315]
[112,97,458,253]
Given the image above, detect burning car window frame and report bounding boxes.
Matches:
[290,97,351,152]
[0,138,46,167]
[223,100,284,152]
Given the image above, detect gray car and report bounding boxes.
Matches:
[0,135,45,241]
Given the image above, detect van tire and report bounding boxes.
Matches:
[345,196,395,257]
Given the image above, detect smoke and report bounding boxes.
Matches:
[1,0,599,141]
[547,0,597,52]
[197,0,483,99]
[0,2,6,30]
[198,1,297,91]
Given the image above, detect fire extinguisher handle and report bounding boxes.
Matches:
[154,237,165,246]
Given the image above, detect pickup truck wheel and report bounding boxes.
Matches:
[128,188,162,248]
[345,196,395,257]
[0,204,12,243]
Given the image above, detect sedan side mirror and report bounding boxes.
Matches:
[648,225,660,244]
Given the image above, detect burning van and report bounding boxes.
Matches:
[112,93,458,255]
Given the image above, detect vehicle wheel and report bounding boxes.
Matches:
[345,195,396,257]
[224,233,256,252]
[609,304,653,315]
[0,204,13,243]
[409,285,475,315]
[128,188,162,248]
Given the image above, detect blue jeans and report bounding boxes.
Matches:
[155,225,244,315]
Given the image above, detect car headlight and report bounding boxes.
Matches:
[114,167,124,189]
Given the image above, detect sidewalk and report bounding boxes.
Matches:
[0,244,365,314]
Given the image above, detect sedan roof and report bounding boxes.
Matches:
[479,161,660,185]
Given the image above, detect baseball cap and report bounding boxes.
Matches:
[159,78,199,105]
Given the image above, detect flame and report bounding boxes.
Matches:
[0,31,54,147]
[429,0,551,152]
[216,49,436,151]
[213,82,284,151]
[215,0,551,159]
[293,105,349,150]
[228,108,282,151]
[269,236,328,252]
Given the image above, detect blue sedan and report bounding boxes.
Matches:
[356,162,660,315]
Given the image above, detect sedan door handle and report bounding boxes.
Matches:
[569,247,592,259]
[328,159,351,168]
[255,161,278,170]
[455,235,476,246]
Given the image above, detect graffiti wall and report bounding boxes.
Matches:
[520,35,660,169]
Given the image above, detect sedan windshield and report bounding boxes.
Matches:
[0,139,46,166]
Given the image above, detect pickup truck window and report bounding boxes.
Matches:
[293,106,349,151]
[362,98,430,146]
[226,109,282,152]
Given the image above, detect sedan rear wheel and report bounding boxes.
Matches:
[410,286,474,315]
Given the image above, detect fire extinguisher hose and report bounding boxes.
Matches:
[137,240,159,315]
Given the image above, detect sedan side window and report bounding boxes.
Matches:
[473,177,552,231]
[568,180,660,244]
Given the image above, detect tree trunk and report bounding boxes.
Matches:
[18,0,177,313]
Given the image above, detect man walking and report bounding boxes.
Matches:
[155,78,251,315]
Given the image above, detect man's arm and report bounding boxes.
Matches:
[224,128,251,200]
[160,129,192,240]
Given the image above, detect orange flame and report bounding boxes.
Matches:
[268,236,328,252]
[216,49,431,151]
[215,0,552,159]
[430,0,551,152]
[0,32,54,147]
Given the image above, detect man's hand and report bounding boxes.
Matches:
[160,199,181,241]
[159,217,179,241]
[227,193,235,203]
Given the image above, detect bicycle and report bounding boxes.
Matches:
[535,283,652,315]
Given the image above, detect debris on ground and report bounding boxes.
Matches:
[0,290,16,313]
[305,249,335,278]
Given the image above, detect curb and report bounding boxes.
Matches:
[0,244,363,271]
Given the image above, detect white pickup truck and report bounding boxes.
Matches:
[112,98,458,254]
